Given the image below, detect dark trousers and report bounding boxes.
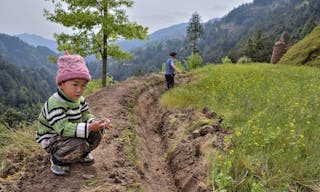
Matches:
[165,74,175,89]
[46,131,102,165]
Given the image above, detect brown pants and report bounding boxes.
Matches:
[46,131,102,164]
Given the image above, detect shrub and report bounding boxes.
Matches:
[185,53,203,70]
[221,56,232,64]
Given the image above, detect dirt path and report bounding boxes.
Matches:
[14,72,226,192]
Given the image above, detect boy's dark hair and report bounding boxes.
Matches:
[170,52,177,56]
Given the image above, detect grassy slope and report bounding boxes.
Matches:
[278,25,320,67]
[1,63,320,191]
[160,63,320,191]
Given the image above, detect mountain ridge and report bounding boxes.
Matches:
[14,22,195,52]
[0,33,57,72]
[16,33,58,53]
[116,23,189,51]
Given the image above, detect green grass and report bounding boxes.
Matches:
[0,124,41,191]
[160,63,320,191]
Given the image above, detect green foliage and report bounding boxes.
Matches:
[237,56,252,64]
[175,60,184,71]
[0,108,26,130]
[160,64,320,191]
[185,53,203,70]
[299,17,318,39]
[84,76,114,97]
[82,179,97,188]
[0,124,9,148]
[161,63,166,73]
[221,56,232,64]
[244,29,271,62]
[45,0,148,87]
[278,25,320,67]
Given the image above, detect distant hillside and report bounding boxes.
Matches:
[0,33,57,73]
[0,57,55,120]
[0,34,57,103]
[16,23,189,53]
[16,33,58,53]
[116,23,188,51]
[278,25,320,67]
[0,33,57,120]
[150,23,188,41]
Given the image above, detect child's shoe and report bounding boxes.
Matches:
[50,156,70,176]
[79,153,95,165]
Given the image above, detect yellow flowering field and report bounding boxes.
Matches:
[160,63,320,191]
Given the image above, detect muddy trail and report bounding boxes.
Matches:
[7,73,229,192]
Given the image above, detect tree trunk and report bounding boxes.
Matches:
[102,34,108,87]
[102,1,108,87]
[192,40,197,55]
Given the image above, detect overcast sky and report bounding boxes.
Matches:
[0,0,253,40]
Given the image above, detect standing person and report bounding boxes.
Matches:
[36,52,111,176]
[165,52,178,89]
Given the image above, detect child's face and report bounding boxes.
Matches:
[59,78,88,100]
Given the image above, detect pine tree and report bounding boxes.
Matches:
[44,0,148,87]
[186,12,203,55]
[244,29,269,62]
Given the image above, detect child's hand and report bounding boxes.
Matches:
[101,118,112,129]
[89,118,111,132]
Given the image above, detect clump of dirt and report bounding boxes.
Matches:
[3,73,231,192]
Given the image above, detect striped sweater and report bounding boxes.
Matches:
[36,88,94,147]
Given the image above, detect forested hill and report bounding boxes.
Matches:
[0,33,57,72]
[108,0,320,80]
[0,57,55,121]
[0,33,57,97]
[0,34,57,123]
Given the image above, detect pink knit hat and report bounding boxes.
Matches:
[56,53,91,85]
